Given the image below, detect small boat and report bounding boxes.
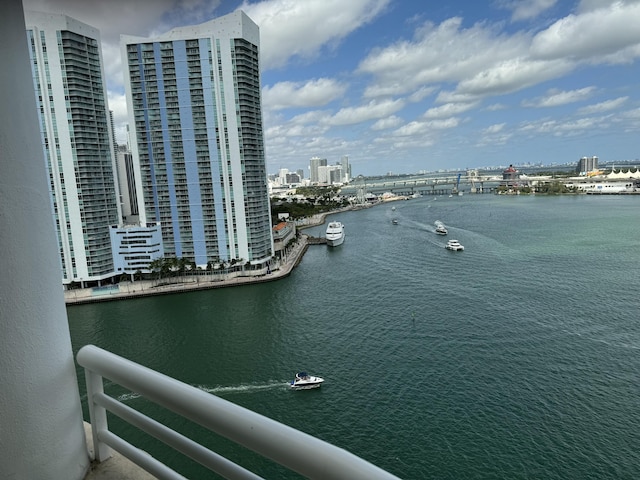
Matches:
[290,372,324,390]
[325,221,345,247]
[392,219,398,225]
[445,239,464,251]
[434,220,447,235]
[391,206,396,211]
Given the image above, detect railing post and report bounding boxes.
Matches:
[84,369,112,461]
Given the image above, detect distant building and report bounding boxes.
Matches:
[25,11,121,286]
[502,164,520,187]
[272,221,296,259]
[340,155,351,183]
[122,10,273,268]
[115,144,138,219]
[110,223,164,276]
[310,157,327,183]
[576,156,599,175]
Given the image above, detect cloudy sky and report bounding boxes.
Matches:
[23,0,640,176]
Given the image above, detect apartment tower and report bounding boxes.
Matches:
[121,10,273,268]
[25,11,121,287]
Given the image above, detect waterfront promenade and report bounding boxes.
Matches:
[64,207,360,305]
[64,235,310,305]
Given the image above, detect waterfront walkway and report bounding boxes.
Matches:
[65,235,310,305]
[64,205,369,306]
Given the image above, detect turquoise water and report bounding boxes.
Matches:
[68,195,640,479]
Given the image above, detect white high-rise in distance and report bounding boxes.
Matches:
[121,10,274,268]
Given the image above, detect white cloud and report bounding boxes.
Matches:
[371,115,403,131]
[522,86,596,107]
[423,102,479,119]
[577,96,629,114]
[530,1,640,62]
[325,99,405,126]
[262,78,348,110]
[498,0,558,22]
[240,0,390,70]
[483,123,506,134]
[358,17,530,97]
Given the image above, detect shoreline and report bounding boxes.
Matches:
[65,204,369,306]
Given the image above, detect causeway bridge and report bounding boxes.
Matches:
[340,170,504,197]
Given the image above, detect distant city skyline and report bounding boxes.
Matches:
[24,0,640,176]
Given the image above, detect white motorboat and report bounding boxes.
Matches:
[435,225,448,235]
[434,221,447,235]
[325,221,345,246]
[392,219,398,225]
[290,372,324,390]
[445,239,464,251]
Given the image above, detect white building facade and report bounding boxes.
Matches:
[110,223,164,275]
[25,11,121,286]
[122,10,273,268]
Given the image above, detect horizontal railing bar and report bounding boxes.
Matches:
[78,344,400,480]
[96,392,263,480]
[98,429,186,480]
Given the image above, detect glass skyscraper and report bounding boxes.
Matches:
[122,10,273,268]
[25,11,120,286]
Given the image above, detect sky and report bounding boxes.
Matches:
[22,0,640,176]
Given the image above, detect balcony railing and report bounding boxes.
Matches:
[77,345,400,480]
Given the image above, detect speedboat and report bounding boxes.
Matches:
[392,219,398,225]
[445,239,464,251]
[434,220,447,235]
[290,372,324,390]
[325,221,345,247]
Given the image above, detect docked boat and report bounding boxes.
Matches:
[445,239,464,251]
[434,221,447,235]
[290,372,324,390]
[325,221,345,247]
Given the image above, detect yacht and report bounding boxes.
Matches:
[290,372,324,390]
[325,221,345,247]
[445,239,464,251]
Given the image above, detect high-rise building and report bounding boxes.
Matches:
[576,156,599,174]
[122,10,273,268]
[25,11,121,286]
[115,144,139,218]
[310,156,327,183]
[340,155,351,183]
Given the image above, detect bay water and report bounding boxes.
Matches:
[68,194,640,479]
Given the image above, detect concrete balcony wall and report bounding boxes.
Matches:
[0,1,90,478]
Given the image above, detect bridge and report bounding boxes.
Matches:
[340,170,504,197]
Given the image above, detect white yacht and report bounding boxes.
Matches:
[445,239,464,251]
[325,221,345,247]
[290,372,324,390]
[434,221,448,235]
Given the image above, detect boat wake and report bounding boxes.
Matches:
[196,382,288,395]
[116,381,287,402]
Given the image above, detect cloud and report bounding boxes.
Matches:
[423,102,479,119]
[498,0,559,22]
[577,96,629,114]
[358,17,531,97]
[262,78,348,110]
[371,115,403,131]
[522,86,596,107]
[530,1,640,62]
[239,0,391,70]
[325,99,405,126]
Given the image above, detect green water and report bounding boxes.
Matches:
[69,195,640,479]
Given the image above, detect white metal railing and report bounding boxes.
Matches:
[77,345,400,480]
